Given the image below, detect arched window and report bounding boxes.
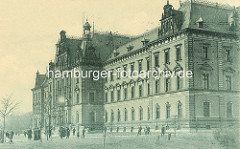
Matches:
[227,102,232,118]
[178,101,182,118]
[203,101,210,117]
[156,104,160,119]
[111,110,114,122]
[131,107,135,121]
[139,106,143,120]
[147,106,150,120]
[76,111,79,123]
[166,102,171,119]
[117,109,121,122]
[124,108,128,121]
[105,111,108,122]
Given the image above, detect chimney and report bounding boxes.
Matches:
[60,30,66,42]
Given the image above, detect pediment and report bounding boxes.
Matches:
[198,62,213,71]
[223,67,235,73]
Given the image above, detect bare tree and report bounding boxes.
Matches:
[0,96,20,143]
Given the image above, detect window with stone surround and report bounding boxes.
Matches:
[111,91,114,102]
[117,109,121,122]
[166,102,171,119]
[155,80,160,93]
[154,53,159,67]
[227,102,232,118]
[226,75,232,90]
[178,101,182,118]
[139,106,143,121]
[117,90,121,101]
[139,85,143,97]
[124,108,128,121]
[147,106,150,120]
[111,110,114,122]
[203,73,209,89]
[105,111,108,122]
[124,88,127,100]
[131,107,135,121]
[203,101,210,117]
[105,92,108,103]
[131,86,135,98]
[156,104,160,119]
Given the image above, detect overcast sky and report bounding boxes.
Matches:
[0,0,239,113]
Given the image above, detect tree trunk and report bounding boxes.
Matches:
[2,116,5,143]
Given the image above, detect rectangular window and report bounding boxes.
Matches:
[123,65,127,77]
[124,88,128,100]
[227,102,232,118]
[155,80,159,93]
[111,91,114,102]
[154,54,159,67]
[77,93,80,104]
[203,102,210,117]
[76,78,79,83]
[166,78,170,92]
[89,92,95,104]
[146,58,150,71]
[147,83,150,96]
[226,50,231,62]
[116,67,121,79]
[139,85,143,97]
[105,92,108,103]
[165,51,170,64]
[203,74,209,89]
[202,46,208,59]
[131,86,135,98]
[177,76,182,90]
[110,70,114,81]
[130,63,134,76]
[117,90,121,101]
[138,60,142,73]
[226,76,231,90]
[176,47,181,61]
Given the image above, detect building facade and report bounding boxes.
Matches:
[32,0,240,131]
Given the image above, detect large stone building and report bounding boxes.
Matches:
[32,0,240,131]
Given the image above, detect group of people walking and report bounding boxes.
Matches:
[137,126,151,136]
[5,131,14,143]
[59,126,86,139]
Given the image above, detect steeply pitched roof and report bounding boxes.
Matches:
[33,73,45,90]
[105,1,238,62]
[107,28,158,61]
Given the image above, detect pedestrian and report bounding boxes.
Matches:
[147,126,151,135]
[66,127,70,139]
[82,127,86,138]
[168,133,171,140]
[24,131,27,138]
[72,128,76,136]
[161,125,165,136]
[27,129,32,140]
[144,126,148,136]
[9,131,14,143]
[137,126,142,136]
[38,128,42,142]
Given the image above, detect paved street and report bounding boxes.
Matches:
[0,131,222,149]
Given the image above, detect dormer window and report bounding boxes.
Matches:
[113,49,120,57]
[127,45,134,52]
[196,17,204,28]
[141,38,150,46]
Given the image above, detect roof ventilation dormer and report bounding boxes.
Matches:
[113,49,120,57]
[196,17,204,28]
[141,37,150,46]
[127,45,134,52]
